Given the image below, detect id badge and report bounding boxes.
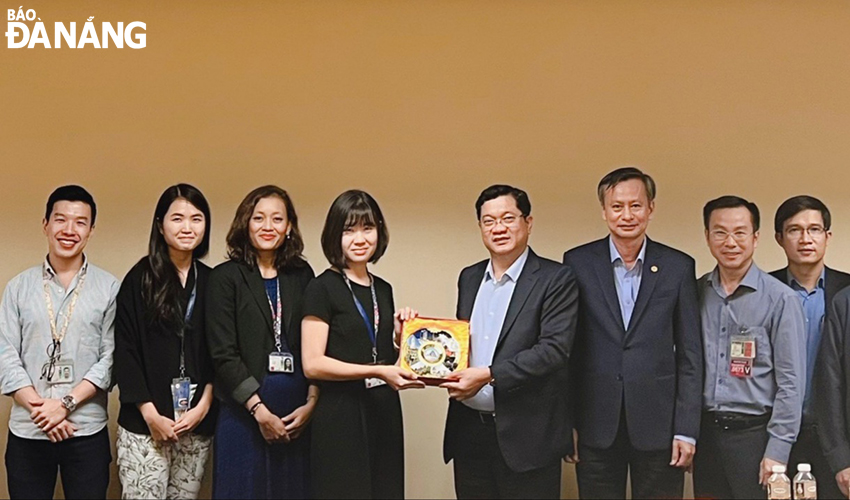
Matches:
[730,335,756,359]
[268,352,295,373]
[171,377,191,420]
[365,377,387,389]
[730,335,756,378]
[47,360,75,385]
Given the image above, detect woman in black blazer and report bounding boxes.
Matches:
[206,185,317,499]
[114,184,217,500]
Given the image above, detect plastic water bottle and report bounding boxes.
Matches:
[768,465,792,500]
[793,463,817,500]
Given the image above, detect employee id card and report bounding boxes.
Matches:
[171,377,191,419]
[47,360,75,385]
[365,377,387,389]
[268,352,295,373]
[729,335,756,378]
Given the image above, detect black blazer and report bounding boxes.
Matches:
[563,237,703,451]
[769,266,850,315]
[114,258,217,436]
[206,259,314,406]
[815,286,850,474]
[443,248,579,473]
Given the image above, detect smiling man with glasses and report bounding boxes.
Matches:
[770,196,850,498]
[694,195,806,499]
[442,184,579,499]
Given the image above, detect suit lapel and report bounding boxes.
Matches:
[593,239,626,332]
[825,267,840,310]
[458,263,486,321]
[625,239,659,340]
[239,265,274,335]
[495,251,539,351]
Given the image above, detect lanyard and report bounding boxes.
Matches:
[341,271,379,364]
[177,263,198,379]
[42,262,88,353]
[266,277,284,353]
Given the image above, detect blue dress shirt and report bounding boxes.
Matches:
[788,269,826,421]
[463,247,530,413]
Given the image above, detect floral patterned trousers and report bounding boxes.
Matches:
[116,426,212,500]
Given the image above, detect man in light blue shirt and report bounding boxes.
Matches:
[442,185,579,499]
[0,186,118,500]
[770,195,850,499]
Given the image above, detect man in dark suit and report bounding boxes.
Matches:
[771,195,850,499]
[441,184,579,499]
[563,167,703,499]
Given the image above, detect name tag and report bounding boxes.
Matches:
[730,335,756,378]
[365,378,387,389]
[171,377,191,419]
[268,352,295,373]
[47,360,74,385]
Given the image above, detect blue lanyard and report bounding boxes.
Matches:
[178,262,198,379]
[341,271,379,364]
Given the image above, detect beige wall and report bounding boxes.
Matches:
[2,1,850,498]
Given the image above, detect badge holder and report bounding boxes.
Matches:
[268,352,295,373]
[171,377,191,420]
[46,360,75,385]
[729,332,756,379]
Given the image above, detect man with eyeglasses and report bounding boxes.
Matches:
[563,167,702,499]
[694,195,806,499]
[0,186,119,499]
[441,184,579,499]
[772,197,850,498]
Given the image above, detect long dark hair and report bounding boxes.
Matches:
[226,185,307,270]
[141,184,211,331]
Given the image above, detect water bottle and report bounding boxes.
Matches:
[793,463,817,500]
[768,464,792,500]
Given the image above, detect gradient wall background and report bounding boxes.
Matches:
[2,1,849,498]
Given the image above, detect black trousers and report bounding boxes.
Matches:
[575,409,684,499]
[5,428,111,500]
[693,411,769,500]
[789,423,845,500]
[452,404,561,500]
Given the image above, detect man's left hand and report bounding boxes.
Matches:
[760,457,784,486]
[440,367,491,401]
[670,438,695,469]
[30,398,68,433]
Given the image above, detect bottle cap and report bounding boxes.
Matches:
[772,465,786,473]
[798,463,811,472]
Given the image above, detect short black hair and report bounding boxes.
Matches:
[774,195,831,234]
[45,185,97,226]
[321,190,389,269]
[474,185,531,220]
[597,167,656,205]
[703,195,760,231]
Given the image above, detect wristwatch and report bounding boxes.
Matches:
[61,394,77,413]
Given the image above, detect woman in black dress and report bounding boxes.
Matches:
[207,185,317,499]
[302,190,424,499]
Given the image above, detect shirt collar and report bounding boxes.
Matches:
[43,254,89,281]
[609,236,647,267]
[787,268,826,292]
[485,247,530,283]
[707,261,762,293]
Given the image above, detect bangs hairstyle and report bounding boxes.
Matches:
[774,195,831,234]
[321,190,389,269]
[226,185,307,270]
[142,184,211,331]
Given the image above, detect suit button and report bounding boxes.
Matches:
[616,374,623,381]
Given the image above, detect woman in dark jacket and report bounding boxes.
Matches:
[114,184,218,500]
[207,185,317,499]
